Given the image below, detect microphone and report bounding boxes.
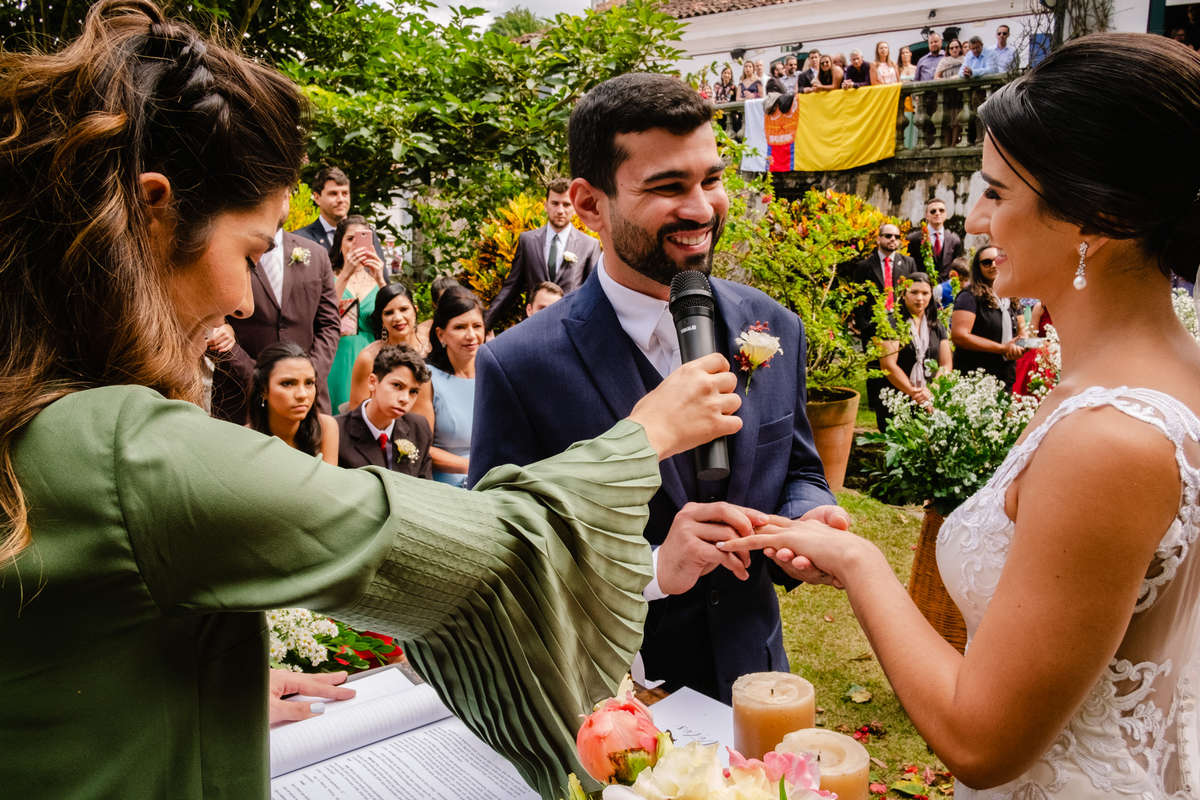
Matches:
[669,270,730,481]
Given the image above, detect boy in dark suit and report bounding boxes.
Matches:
[335,345,433,478]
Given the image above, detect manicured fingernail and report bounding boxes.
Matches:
[310,702,325,715]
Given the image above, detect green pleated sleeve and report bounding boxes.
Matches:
[102,385,655,798]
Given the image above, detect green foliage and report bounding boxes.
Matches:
[858,369,1040,515]
[488,6,546,39]
[3,0,684,281]
[713,138,908,392]
[286,182,318,233]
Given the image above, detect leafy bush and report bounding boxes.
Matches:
[713,144,908,394]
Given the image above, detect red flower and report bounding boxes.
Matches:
[869,783,888,796]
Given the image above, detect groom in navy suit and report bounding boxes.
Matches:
[469,73,847,703]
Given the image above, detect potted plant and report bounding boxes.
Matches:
[714,162,905,491]
[857,370,1040,649]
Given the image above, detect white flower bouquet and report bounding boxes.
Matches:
[266,608,397,673]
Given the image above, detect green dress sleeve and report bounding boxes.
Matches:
[113,386,656,798]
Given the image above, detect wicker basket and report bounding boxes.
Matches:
[907,505,968,653]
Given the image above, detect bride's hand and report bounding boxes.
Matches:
[717,519,882,589]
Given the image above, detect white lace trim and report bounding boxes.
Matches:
[936,387,1200,799]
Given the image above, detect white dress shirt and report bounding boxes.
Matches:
[259,228,285,306]
[542,225,572,273]
[596,263,681,378]
[319,216,337,246]
[360,400,396,443]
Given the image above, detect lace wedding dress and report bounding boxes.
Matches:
[937,387,1200,798]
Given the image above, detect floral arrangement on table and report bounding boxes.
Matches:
[564,681,833,800]
[712,151,909,398]
[859,368,1040,515]
[267,608,399,673]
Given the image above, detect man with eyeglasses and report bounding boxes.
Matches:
[852,223,915,431]
[906,198,963,281]
[991,25,1015,72]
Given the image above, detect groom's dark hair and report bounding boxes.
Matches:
[569,73,714,197]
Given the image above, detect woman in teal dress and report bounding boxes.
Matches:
[0,3,744,798]
[327,214,387,412]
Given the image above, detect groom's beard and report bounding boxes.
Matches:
[609,208,725,287]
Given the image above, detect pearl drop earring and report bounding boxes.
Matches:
[1073,242,1088,290]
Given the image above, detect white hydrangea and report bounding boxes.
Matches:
[1172,288,1199,341]
[266,608,337,669]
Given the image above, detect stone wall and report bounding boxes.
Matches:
[766,150,990,253]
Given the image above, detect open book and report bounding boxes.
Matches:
[270,667,539,799]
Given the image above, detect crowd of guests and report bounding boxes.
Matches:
[709,24,1017,100]
[853,197,1044,430]
[205,168,570,490]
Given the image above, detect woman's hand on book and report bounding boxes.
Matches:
[269,669,356,724]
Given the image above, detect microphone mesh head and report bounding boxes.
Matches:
[669,270,715,316]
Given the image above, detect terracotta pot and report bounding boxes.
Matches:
[907,506,967,654]
[805,387,859,493]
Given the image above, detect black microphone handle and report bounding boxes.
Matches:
[675,311,730,481]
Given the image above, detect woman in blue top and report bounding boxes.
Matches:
[413,287,484,486]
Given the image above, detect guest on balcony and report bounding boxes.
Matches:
[871,42,899,84]
[843,49,872,88]
[915,32,945,81]
[935,39,965,79]
[961,36,997,78]
[779,55,802,93]
[737,60,763,99]
[991,24,1016,71]
[713,64,737,102]
[898,46,917,81]
[813,54,844,91]
[802,50,821,82]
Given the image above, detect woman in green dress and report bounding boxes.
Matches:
[0,3,743,798]
[327,214,388,412]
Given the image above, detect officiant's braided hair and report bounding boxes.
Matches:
[978,33,1200,281]
[0,0,305,563]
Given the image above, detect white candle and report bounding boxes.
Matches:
[731,672,816,760]
[777,728,870,800]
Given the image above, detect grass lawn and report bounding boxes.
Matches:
[777,489,949,795]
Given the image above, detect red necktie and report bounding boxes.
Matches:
[378,433,392,469]
[933,231,942,258]
[883,255,895,311]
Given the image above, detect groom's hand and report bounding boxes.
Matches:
[656,502,767,596]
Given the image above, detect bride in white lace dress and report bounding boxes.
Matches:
[721,33,1200,799]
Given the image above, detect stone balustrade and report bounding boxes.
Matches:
[714,73,1010,160]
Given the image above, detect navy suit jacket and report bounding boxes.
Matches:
[468,271,834,702]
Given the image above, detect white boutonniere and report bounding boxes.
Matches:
[394,438,419,463]
[562,251,577,264]
[735,321,783,393]
[290,246,311,266]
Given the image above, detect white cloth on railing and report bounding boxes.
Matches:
[740,98,768,172]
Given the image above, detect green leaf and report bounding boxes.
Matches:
[891,779,931,796]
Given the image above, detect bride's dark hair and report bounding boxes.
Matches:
[979,33,1200,280]
[0,0,305,561]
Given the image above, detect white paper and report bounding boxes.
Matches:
[270,716,539,800]
[281,667,415,721]
[270,680,449,777]
[647,687,735,766]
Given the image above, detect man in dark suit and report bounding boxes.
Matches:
[483,178,602,330]
[853,223,916,430]
[906,197,963,280]
[335,345,432,478]
[209,194,341,423]
[469,73,847,704]
[293,165,387,267]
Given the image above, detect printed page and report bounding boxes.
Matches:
[270,680,449,777]
[646,687,735,765]
[270,716,539,800]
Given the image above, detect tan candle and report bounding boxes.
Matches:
[777,728,870,800]
[731,672,816,760]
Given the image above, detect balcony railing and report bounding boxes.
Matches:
[715,73,1010,161]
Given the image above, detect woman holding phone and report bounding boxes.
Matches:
[327,214,387,411]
